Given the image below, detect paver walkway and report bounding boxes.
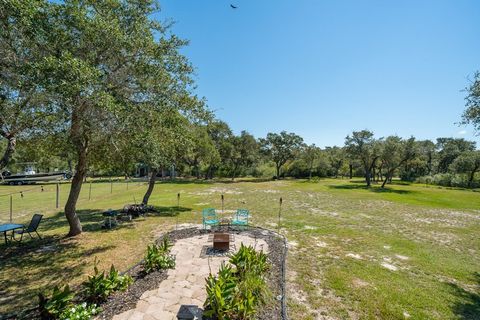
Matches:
[113,233,268,320]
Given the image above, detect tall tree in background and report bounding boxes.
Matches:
[260,131,304,178]
[450,151,480,187]
[302,144,321,180]
[205,120,233,179]
[435,138,476,173]
[183,124,219,179]
[325,146,345,178]
[345,130,379,187]
[227,131,259,180]
[36,0,200,236]
[379,136,416,188]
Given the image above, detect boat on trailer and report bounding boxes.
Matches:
[1,164,71,185]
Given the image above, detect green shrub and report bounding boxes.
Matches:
[144,237,176,273]
[59,302,100,320]
[39,285,75,320]
[204,244,270,320]
[82,259,133,303]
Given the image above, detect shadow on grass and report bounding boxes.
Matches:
[40,209,136,233]
[449,272,480,319]
[150,206,192,217]
[327,184,416,194]
[0,233,115,315]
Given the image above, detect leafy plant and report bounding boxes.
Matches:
[38,285,75,320]
[59,302,100,320]
[228,243,269,278]
[204,245,271,319]
[144,237,176,273]
[82,258,133,303]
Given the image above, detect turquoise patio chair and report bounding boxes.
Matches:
[231,209,249,227]
[202,208,219,230]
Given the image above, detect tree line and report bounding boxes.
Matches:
[2,0,480,237]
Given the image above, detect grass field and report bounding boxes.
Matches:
[0,178,479,319]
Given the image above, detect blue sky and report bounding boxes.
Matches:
[157,0,480,147]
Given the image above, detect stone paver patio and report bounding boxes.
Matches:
[113,233,268,320]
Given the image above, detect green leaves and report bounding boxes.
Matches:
[144,237,176,273]
[203,244,270,320]
[82,258,133,303]
[39,285,75,320]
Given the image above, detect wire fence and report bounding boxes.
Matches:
[0,178,150,224]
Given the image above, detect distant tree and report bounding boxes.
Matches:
[227,131,259,180]
[302,144,321,180]
[461,72,480,131]
[184,124,219,179]
[325,146,345,178]
[450,151,480,187]
[379,136,416,188]
[435,138,476,173]
[345,130,379,187]
[260,131,304,179]
[205,120,233,179]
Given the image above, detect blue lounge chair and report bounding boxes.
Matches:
[202,208,219,230]
[231,209,249,227]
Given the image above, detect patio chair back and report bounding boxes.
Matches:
[202,208,217,220]
[234,209,249,224]
[26,214,43,232]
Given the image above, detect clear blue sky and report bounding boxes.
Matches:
[156,0,480,147]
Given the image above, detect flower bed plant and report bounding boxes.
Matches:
[144,237,176,273]
[203,244,271,320]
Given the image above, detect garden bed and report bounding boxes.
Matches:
[99,226,287,320]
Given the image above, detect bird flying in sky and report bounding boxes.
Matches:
[230,4,238,9]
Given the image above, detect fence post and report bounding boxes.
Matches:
[89,180,92,200]
[221,194,224,214]
[278,197,283,233]
[10,195,13,223]
[56,183,59,209]
[176,193,180,230]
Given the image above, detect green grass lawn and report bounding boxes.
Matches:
[0,178,479,319]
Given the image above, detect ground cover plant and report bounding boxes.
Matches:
[143,237,176,273]
[204,244,271,319]
[0,178,479,319]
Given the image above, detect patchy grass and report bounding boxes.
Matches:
[0,178,479,319]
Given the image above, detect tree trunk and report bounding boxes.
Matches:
[231,164,238,181]
[142,168,158,205]
[309,165,313,180]
[365,168,371,187]
[276,164,280,179]
[64,147,86,237]
[381,171,391,188]
[0,133,16,172]
[468,166,478,187]
[349,164,353,179]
